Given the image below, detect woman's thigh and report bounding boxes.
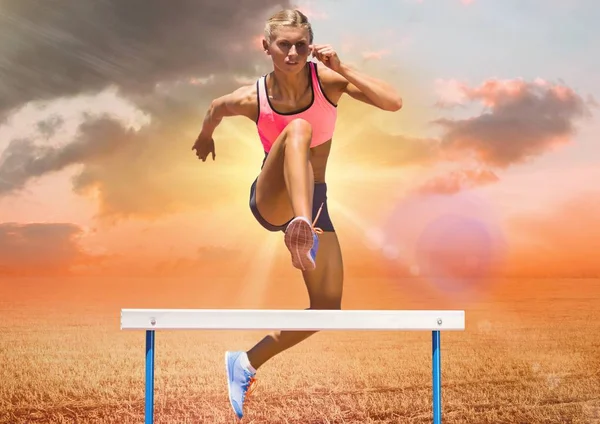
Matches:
[254,119,314,226]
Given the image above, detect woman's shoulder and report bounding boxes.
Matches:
[238,82,259,103]
[313,63,345,85]
[226,82,260,120]
[312,62,347,104]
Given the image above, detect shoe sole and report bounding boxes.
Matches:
[284,218,315,271]
[224,352,242,419]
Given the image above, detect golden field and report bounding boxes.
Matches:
[1,277,599,423]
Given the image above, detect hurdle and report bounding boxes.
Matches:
[120,308,465,424]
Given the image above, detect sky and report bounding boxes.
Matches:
[0,0,599,283]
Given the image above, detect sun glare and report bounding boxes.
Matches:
[234,234,281,308]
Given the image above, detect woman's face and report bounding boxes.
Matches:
[264,26,312,73]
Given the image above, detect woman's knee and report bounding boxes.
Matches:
[285,118,312,142]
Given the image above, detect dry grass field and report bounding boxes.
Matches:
[1,277,599,423]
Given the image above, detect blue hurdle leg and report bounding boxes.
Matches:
[432,330,441,424]
[145,330,155,424]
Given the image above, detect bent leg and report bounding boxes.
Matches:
[246,231,344,370]
[254,118,315,227]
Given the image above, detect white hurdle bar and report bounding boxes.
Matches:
[120,309,465,424]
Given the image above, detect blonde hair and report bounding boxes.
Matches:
[264,9,313,44]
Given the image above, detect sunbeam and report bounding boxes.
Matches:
[235,233,281,308]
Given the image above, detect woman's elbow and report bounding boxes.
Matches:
[385,96,403,112]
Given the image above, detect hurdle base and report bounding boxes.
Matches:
[142,329,444,424]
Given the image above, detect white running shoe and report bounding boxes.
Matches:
[225,351,257,419]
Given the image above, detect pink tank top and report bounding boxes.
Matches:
[256,61,337,153]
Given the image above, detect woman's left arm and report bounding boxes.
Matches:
[338,63,403,111]
[312,44,403,112]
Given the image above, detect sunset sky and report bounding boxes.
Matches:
[0,0,598,281]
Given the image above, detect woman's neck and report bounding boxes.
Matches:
[269,63,310,102]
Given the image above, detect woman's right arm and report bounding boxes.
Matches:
[192,84,257,161]
[198,84,257,139]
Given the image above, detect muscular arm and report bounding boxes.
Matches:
[341,63,403,111]
[199,84,257,137]
[318,63,403,112]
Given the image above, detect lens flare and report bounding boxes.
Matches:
[415,213,495,289]
[380,191,507,300]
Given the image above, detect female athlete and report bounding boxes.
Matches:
[191,9,402,419]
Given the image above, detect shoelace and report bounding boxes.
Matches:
[247,376,257,397]
[242,371,258,401]
[312,202,325,235]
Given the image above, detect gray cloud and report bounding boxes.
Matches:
[2,2,593,218]
[67,97,245,220]
[0,0,289,116]
[0,1,291,220]
[336,79,593,175]
[434,79,594,168]
[0,222,92,275]
[0,82,260,220]
[0,117,129,195]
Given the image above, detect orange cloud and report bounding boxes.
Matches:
[0,223,98,276]
[416,168,499,195]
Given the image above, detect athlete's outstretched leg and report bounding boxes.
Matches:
[246,231,344,369]
[224,232,343,419]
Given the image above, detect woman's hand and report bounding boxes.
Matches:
[191,133,216,162]
[310,44,342,73]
